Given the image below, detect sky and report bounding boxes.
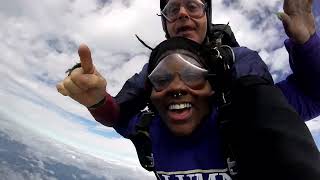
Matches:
[0,0,320,179]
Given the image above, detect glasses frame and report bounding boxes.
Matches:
[160,0,207,23]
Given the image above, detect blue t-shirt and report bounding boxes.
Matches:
[115,108,236,180]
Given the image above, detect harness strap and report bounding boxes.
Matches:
[129,111,155,171]
[212,46,240,180]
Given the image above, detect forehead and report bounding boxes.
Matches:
[161,53,202,68]
[152,53,205,75]
[156,49,205,68]
[166,0,205,3]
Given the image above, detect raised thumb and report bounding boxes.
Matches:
[78,44,94,74]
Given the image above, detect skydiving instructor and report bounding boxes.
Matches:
[56,0,320,178]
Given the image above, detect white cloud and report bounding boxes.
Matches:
[307,116,320,133]
[211,0,283,50]
[0,117,155,179]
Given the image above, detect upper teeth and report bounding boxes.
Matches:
[169,103,192,110]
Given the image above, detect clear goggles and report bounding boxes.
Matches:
[148,53,208,92]
[161,0,207,23]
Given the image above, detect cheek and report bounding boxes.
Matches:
[150,90,164,110]
[191,82,214,97]
[197,18,207,42]
[190,83,214,114]
[166,22,175,37]
[150,90,158,105]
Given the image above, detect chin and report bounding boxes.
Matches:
[169,124,195,137]
[174,33,200,44]
[188,37,200,43]
[183,35,200,43]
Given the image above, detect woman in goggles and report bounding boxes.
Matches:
[146,37,215,136]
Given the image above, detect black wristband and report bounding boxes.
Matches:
[88,96,106,109]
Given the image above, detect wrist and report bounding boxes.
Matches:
[87,93,119,126]
[291,32,319,51]
[290,30,316,45]
[88,96,106,109]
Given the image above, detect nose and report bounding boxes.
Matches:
[177,6,190,20]
[166,75,188,97]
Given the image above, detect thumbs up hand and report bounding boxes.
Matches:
[56,44,107,107]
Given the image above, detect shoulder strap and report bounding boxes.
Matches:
[207,42,239,179]
[129,110,155,171]
[217,101,239,179]
[208,24,240,47]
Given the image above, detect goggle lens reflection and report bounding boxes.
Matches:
[148,53,208,91]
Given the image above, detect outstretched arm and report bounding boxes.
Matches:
[277,33,320,121]
[276,0,320,121]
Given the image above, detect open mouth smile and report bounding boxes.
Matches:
[167,102,193,122]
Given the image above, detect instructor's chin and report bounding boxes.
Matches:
[176,33,198,43]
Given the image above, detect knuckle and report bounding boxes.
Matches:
[78,80,90,90]
[94,76,106,88]
[61,90,69,96]
[64,80,79,93]
[101,77,107,86]
[56,83,63,90]
[57,86,69,96]
[70,68,84,78]
[64,77,73,87]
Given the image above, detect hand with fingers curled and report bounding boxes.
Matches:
[56,44,107,108]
